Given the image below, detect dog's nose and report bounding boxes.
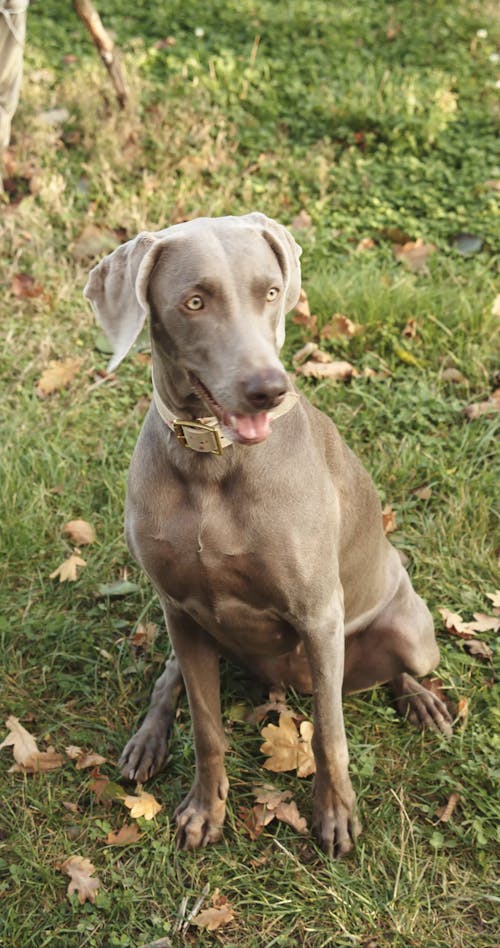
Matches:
[243,369,288,410]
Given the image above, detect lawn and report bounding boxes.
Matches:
[0,1,498,945]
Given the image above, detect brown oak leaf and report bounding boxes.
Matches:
[11,272,44,298]
[105,823,143,846]
[36,358,82,397]
[192,891,235,931]
[58,855,100,904]
[320,313,362,339]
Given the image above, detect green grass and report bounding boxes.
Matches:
[1,1,499,945]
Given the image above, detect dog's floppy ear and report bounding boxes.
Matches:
[246,213,302,349]
[84,231,170,371]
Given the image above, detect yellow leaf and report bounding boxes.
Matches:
[260,714,301,773]
[58,855,100,904]
[123,788,162,820]
[50,553,86,583]
[62,520,96,545]
[36,358,82,397]
[260,714,316,777]
[297,720,315,778]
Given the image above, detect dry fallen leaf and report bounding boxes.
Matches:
[62,520,96,546]
[260,714,302,773]
[392,239,437,272]
[58,855,100,904]
[382,504,397,534]
[0,716,38,766]
[65,746,107,769]
[438,607,476,639]
[130,621,158,648]
[50,553,87,583]
[457,696,469,722]
[295,359,356,381]
[320,313,363,339]
[464,640,493,661]
[0,716,65,773]
[248,688,294,724]
[467,613,500,634]
[292,289,318,333]
[292,341,319,366]
[413,485,432,500]
[192,891,235,931]
[464,388,500,420]
[124,788,162,821]
[492,295,500,318]
[11,272,44,298]
[260,714,316,776]
[12,747,66,774]
[441,367,467,384]
[105,823,143,846]
[439,607,499,639]
[297,720,315,778]
[274,799,308,834]
[356,237,376,252]
[402,317,417,339]
[36,358,82,397]
[436,792,460,823]
[486,590,500,612]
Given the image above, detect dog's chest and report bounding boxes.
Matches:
[146,490,305,654]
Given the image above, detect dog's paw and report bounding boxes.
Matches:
[174,777,228,849]
[394,673,453,738]
[313,779,360,858]
[119,723,169,782]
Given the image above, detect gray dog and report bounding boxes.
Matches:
[84,213,451,856]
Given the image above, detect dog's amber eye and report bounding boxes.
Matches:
[266,287,280,302]
[185,295,204,311]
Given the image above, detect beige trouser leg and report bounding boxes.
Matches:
[0,1,28,149]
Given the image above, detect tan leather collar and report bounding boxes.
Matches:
[152,385,299,455]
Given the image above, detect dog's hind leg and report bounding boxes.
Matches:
[119,652,184,782]
[343,568,453,737]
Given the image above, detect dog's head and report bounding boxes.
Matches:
[84,214,302,444]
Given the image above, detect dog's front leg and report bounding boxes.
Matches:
[166,607,229,849]
[301,596,360,857]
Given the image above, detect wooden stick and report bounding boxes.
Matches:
[73,0,129,108]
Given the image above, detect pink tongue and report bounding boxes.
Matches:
[233,412,271,440]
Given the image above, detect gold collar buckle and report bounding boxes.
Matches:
[172,419,224,455]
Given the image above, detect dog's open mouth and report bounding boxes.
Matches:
[188,372,272,445]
